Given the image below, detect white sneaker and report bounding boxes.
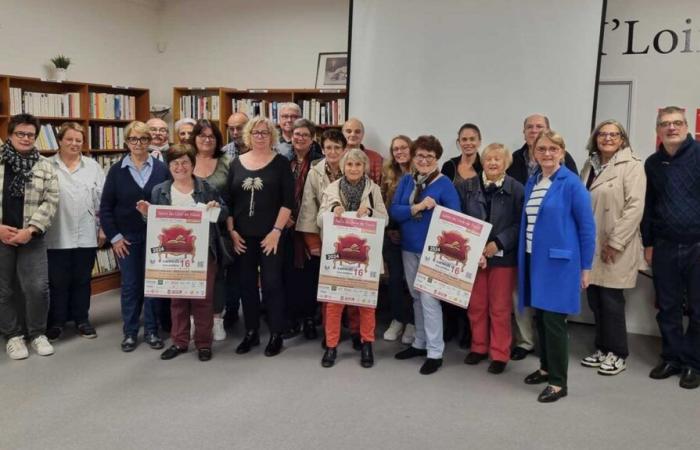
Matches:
[580,349,605,367]
[598,352,626,376]
[383,320,404,341]
[190,316,195,340]
[31,335,54,356]
[6,336,29,360]
[401,323,416,344]
[212,317,226,341]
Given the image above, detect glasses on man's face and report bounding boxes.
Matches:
[126,136,151,145]
[228,126,244,133]
[280,114,300,121]
[414,154,436,162]
[149,127,168,134]
[197,134,216,141]
[597,132,621,139]
[658,120,686,129]
[251,130,271,138]
[293,132,311,139]
[13,131,36,140]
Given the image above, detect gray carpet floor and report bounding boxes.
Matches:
[1,290,697,450]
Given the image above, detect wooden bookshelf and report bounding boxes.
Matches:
[173,87,347,144]
[0,74,151,294]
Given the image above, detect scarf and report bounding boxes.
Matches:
[588,151,610,178]
[325,161,342,183]
[409,169,439,205]
[291,152,312,216]
[482,171,505,189]
[339,175,366,211]
[1,140,40,198]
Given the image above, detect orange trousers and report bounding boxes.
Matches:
[324,303,375,348]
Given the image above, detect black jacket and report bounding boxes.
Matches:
[507,143,578,185]
[457,175,524,267]
[441,155,483,182]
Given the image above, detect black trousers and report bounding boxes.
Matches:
[283,233,320,322]
[238,235,286,334]
[586,284,628,358]
[652,239,700,371]
[535,308,569,388]
[47,247,97,327]
[214,260,242,315]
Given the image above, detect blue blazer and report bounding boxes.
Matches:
[517,166,595,315]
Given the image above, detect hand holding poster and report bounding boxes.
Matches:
[144,205,210,299]
[317,213,385,308]
[413,206,492,309]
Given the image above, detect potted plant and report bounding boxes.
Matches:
[51,55,71,82]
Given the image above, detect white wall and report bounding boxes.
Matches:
[600,0,700,158]
[0,0,161,89]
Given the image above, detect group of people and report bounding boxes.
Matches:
[1,104,698,403]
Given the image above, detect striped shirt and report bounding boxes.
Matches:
[525,175,552,253]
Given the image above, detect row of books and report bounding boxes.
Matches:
[93,154,123,173]
[88,126,125,150]
[232,98,346,126]
[9,88,81,117]
[89,93,136,120]
[92,248,119,276]
[35,124,61,151]
[179,95,220,120]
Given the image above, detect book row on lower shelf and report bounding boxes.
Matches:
[232,98,346,126]
[179,94,220,120]
[93,248,119,276]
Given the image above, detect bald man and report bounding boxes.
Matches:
[342,118,383,184]
[146,118,171,161]
[222,112,249,158]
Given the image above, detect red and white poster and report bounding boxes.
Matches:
[413,206,492,309]
[317,213,385,308]
[144,205,209,299]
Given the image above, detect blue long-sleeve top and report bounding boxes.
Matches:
[389,173,461,253]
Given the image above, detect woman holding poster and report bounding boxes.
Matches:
[136,144,226,361]
[317,148,387,368]
[390,136,461,375]
[518,130,595,403]
[458,143,523,375]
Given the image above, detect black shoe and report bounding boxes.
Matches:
[537,385,568,403]
[488,360,507,374]
[46,326,63,341]
[511,346,532,361]
[121,335,137,352]
[524,369,549,385]
[679,368,700,389]
[420,358,443,375]
[198,348,212,362]
[395,346,428,360]
[464,351,488,365]
[321,347,337,368]
[76,322,97,339]
[236,330,260,354]
[649,361,682,379]
[360,342,374,368]
[303,318,318,340]
[351,334,362,351]
[144,333,164,350]
[264,333,283,357]
[281,323,301,340]
[161,345,186,360]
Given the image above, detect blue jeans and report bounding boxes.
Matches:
[118,238,158,337]
[652,239,700,371]
[402,251,444,358]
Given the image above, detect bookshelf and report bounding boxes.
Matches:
[0,74,150,294]
[173,87,347,143]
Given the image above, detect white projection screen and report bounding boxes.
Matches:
[348,0,605,166]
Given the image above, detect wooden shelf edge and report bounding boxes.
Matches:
[91,271,120,295]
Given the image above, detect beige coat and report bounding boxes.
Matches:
[580,147,646,288]
[316,177,388,230]
[295,158,336,234]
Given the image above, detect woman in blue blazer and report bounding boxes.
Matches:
[518,130,595,403]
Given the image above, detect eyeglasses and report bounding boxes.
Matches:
[149,127,168,134]
[414,154,436,162]
[280,114,300,120]
[13,131,37,139]
[170,160,192,168]
[251,130,271,138]
[228,126,244,133]
[597,132,621,139]
[293,132,311,139]
[392,145,410,152]
[535,146,561,155]
[658,120,686,128]
[197,135,216,141]
[126,136,151,145]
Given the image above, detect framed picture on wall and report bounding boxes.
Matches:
[315,52,348,89]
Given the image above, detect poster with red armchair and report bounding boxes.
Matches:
[414,206,492,309]
[144,205,209,299]
[317,213,385,308]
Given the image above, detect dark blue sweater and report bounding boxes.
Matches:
[641,135,700,246]
[100,156,169,243]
